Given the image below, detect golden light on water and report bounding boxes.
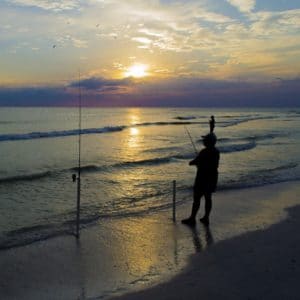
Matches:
[128,127,140,150]
[130,127,139,135]
[129,108,141,125]
[124,64,149,78]
[123,109,142,152]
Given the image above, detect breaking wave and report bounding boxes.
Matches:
[0,126,126,142]
[219,141,256,153]
[174,116,197,120]
[0,171,52,184]
[0,121,206,143]
[0,114,282,143]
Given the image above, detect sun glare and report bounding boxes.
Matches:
[125,64,148,78]
[130,127,139,135]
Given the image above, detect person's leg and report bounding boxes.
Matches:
[204,193,212,218]
[200,193,212,225]
[191,189,202,219]
[182,189,203,225]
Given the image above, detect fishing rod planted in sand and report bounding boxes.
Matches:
[72,70,82,239]
[76,70,82,238]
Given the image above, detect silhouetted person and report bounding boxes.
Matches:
[182,133,220,226]
[209,115,215,133]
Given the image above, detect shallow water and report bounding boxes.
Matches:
[0,107,299,249]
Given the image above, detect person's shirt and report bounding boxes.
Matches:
[189,146,220,174]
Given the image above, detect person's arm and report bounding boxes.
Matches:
[189,151,202,166]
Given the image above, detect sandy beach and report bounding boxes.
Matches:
[113,185,300,300]
[1,181,300,300]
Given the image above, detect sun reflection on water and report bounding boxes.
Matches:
[126,109,142,150]
[130,127,139,136]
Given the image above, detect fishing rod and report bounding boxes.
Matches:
[184,125,198,155]
[75,70,82,239]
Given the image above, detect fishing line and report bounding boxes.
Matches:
[184,125,198,155]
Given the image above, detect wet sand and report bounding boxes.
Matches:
[113,200,300,300]
[0,181,300,299]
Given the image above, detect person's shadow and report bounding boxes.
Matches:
[186,224,214,253]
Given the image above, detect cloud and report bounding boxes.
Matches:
[68,76,133,93]
[130,77,300,107]
[227,0,256,13]
[249,9,300,36]
[55,35,88,48]
[0,86,72,106]
[8,0,81,12]
[1,77,299,107]
[132,37,152,45]
[2,0,300,85]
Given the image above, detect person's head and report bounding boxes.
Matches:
[202,133,217,147]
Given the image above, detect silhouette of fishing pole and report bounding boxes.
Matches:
[184,116,215,155]
[184,125,198,155]
[72,70,82,239]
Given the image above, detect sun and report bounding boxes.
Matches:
[125,64,148,78]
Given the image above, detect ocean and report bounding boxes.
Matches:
[0,107,300,250]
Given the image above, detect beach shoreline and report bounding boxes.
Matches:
[1,181,300,299]
[112,184,300,300]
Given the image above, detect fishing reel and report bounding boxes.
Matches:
[72,174,77,182]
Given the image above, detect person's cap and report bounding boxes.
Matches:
[202,133,217,145]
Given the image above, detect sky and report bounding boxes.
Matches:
[0,0,300,106]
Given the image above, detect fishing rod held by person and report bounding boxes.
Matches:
[184,126,198,155]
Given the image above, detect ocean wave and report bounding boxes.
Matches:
[70,164,106,173]
[0,197,177,250]
[287,110,300,115]
[0,121,207,143]
[217,177,300,191]
[214,133,285,153]
[135,121,205,127]
[0,156,179,185]
[115,157,175,168]
[265,163,298,172]
[0,171,52,184]
[4,115,281,145]
[0,121,16,124]
[0,223,73,250]
[71,157,177,173]
[245,133,285,141]
[1,162,299,251]
[0,126,126,142]
[174,116,197,120]
[0,131,291,186]
[220,114,259,119]
[215,132,286,145]
[219,141,256,153]
[69,158,175,173]
[218,163,299,190]
[142,145,182,153]
[220,115,277,128]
